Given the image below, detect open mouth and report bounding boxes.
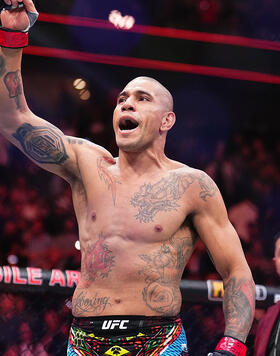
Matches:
[119,118,139,131]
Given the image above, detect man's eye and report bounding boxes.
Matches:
[139,97,149,101]
[118,97,125,103]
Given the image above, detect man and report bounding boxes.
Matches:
[254,232,280,356]
[0,1,255,355]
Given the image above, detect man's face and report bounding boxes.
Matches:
[113,78,170,152]
[273,237,280,277]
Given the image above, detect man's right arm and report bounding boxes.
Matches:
[0,0,93,183]
[0,45,81,182]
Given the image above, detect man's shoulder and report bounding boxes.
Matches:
[169,163,219,208]
[169,161,208,178]
[67,136,113,160]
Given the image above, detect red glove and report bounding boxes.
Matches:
[0,0,38,48]
[208,336,247,356]
[0,27,28,48]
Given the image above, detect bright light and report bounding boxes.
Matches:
[75,240,81,250]
[73,78,86,90]
[109,10,135,30]
[79,89,91,101]
[8,254,18,264]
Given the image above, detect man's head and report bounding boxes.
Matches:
[273,232,280,277]
[113,76,175,153]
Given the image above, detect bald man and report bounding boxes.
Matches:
[0,1,255,356]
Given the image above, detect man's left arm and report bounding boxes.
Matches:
[192,171,255,356]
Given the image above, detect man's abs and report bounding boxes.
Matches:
[71,234,188,318]
[72,272,183,318]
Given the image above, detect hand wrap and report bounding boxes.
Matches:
[0,1,38,48]
[0,28,28,48]
[207,336,247,356]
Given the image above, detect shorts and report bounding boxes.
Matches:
[67,315,189,356]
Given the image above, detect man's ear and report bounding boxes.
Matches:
[160,112,176,132]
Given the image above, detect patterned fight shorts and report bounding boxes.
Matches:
[67,315,189,356]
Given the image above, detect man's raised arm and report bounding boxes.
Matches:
[192,171,255,356]
[0,0,81,182]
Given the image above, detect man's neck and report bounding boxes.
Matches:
[117,148,170,178]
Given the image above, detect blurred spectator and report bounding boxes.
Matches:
[229,199,258,243]
[18,321,47,356]
[254,232,280,355]
[21,220,52,269]
[3,345,20,356]
[41,310,67,356]
[0,294,23,353]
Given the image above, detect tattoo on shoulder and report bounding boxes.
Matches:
[223,277,255,341]
[97,156,121,205]
[196,172,218,201]
[131,171,218,223]
[13,123,69,165]
[4,70,22,109]
[0,56,6,77]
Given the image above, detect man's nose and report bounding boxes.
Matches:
[121,99,135,112]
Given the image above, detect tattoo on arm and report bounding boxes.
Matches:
[4,70,22,109]
[197,172,218,201]
[12,123,69,165]
[131,171,218,223]
[97,156,121,206]
[0,56,6,77]
[67,137,93,146]
[223,277,255,342]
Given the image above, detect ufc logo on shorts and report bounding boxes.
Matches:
[102,320,129,330]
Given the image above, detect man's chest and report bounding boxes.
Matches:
[79,170,196,239]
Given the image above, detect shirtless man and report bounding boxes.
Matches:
[0,1,255,355]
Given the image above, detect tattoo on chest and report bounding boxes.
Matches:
[4,70,22,109]
[131,172,217,223]
[72,290,111,316]
[138,235,194,315]
[97,157,121,205]
[0,56,6,77]
[13,123,69,165]
[82,232,115,282]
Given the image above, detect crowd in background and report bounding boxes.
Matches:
[41,0,280,41]
[151,0,280,39]
[0,84,279,355]
[0,0,279,354]
[0,69,279,355]
[1,129,279,284]
[0,114,279,354]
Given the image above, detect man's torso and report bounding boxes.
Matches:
[70,147,213,318]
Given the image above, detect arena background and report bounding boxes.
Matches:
[0,0,280,355]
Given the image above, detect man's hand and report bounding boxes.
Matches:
[0,0,37,32]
